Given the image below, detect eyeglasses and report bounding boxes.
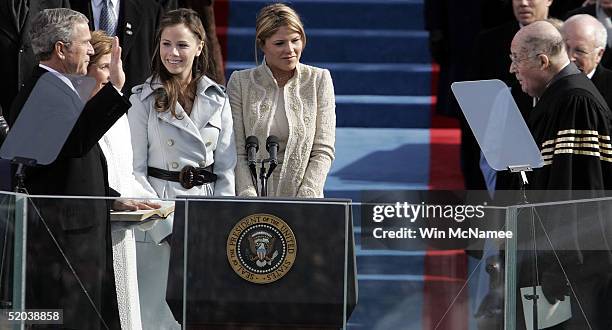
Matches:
[509,53,541,66]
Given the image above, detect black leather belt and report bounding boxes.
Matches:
[148,164,216,189]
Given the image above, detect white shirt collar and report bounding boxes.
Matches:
[587,67,597,79]
[93,0,118,8]
[38,64,78,95]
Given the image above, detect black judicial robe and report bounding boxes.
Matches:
[527,69,612,190]
[519,67,612,329]
[7,67,129,329]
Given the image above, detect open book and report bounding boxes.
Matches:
[111,202,175,222]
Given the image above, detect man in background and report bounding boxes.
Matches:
[71,0,166,94]
[566,0,612,68]
[562,14,612,107]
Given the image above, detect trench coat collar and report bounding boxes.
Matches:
[138,75,224,144]
[138,75,224,101]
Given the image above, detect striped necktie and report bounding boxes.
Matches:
[99,0,116,36]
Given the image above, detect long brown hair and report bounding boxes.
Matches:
[150,8,208,119]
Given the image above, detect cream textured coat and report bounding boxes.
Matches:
[227,62,336,197]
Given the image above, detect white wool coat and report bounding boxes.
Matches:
[128,75,236,199]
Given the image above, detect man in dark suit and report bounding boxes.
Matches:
[7,8,134,329]
[469,0,552,191]
[70,0,165,94]
[562,15,612,329]
[0,105,8,191]
[0,0,69,117]
[565,0,612,69]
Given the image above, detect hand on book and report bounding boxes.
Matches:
[112,199,161,211]
[111,201,174,221]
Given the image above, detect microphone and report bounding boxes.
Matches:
[266,135,279,177]
[245,136,259,166]
[246,136,260,193]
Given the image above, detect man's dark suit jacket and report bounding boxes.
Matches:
[0,0,69,114]
[591,64,612,110]
[7,66,129,329]
[71,0,164,94]
[471,21,519,85]
[565,4,612,70]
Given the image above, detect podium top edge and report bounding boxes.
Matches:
[174,196,353,205]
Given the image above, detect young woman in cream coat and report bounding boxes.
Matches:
[227,3,336,198]
[127,9,235,330]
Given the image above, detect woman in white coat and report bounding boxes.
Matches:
[129,10,235,199]
[227,3,336,198]
[127,9,235,329]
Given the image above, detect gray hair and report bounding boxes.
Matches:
[564,14,608,49]
[593,20,608,49]
[30,8,89,61]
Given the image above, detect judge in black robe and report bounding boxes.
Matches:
[522,63,612,330]
[527,65,612,189]
[511,21,612,329]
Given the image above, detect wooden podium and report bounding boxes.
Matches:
[166,197,357,329]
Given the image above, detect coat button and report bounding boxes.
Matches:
[167,139,174,146]
[199,160,207,167]
[19,49,23,53]
[205,141,212,147]
[171,162,179,169]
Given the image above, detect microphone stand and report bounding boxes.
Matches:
[259,161,268,197]
[249,163,259,195]
[0,157,36,309]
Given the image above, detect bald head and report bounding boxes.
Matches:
[562,14,606,74]
[510,21,569,97]
[514,21,567,63]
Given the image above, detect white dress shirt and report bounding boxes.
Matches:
[38,64,78,95]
